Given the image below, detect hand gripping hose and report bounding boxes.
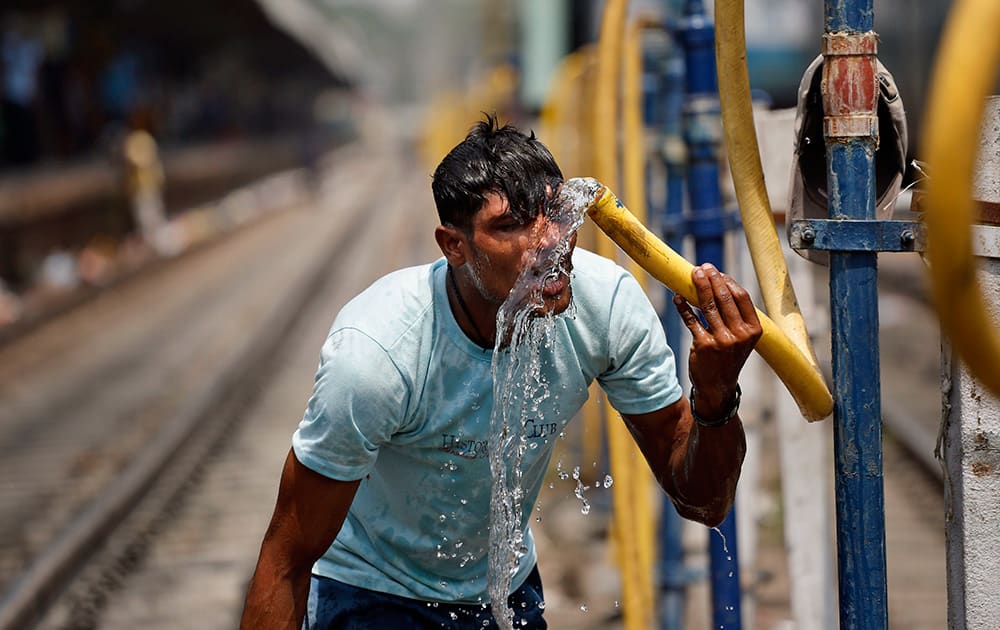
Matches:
[921,0,1000,397]
[587,186,835,421]
[713,0,823,376]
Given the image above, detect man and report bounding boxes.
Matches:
[241,117,761,629]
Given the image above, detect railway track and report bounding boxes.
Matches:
[0,142,397,628]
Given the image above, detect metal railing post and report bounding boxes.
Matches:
[654,27,691,630]
[823,0,889,627]
[677,1,742,628]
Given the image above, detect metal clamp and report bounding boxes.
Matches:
[822,31,878,56]
[789,219,926,252]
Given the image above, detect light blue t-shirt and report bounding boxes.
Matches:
[292,248,682,604]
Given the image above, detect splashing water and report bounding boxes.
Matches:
[486,178,602,630]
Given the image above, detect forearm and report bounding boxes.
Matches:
[622,396,746,527]
[241,451,359,629]
[668,410,746,527]
[240,552,313,629]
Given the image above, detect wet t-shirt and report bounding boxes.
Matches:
[292,248,682,604]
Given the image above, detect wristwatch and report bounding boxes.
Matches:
[689,384,742,428]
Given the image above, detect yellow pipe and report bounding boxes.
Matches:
[539,48,605,471]
[588,186,835,421]
[593,0,627,194]
[541,47,607,486]
[921,0,1000,397]
[593,0,627,263]
[604,405,655,629]
[623,19,649,289]
[594,2,655,628]
[582,383,604,476]
[576,47,599,181]
[622,19,658,618]
[713,0,820,372]
[541,50,590,176]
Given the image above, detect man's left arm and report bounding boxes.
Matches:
[622,263,761,527]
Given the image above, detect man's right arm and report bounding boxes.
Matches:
[240,449,360,630]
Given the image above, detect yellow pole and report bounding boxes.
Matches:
[540,50,589,175]
[593,0,626,199]
[539,48,606,474]
[921,0,1000,397]
[622,19,658,620]
[594,1,656,627]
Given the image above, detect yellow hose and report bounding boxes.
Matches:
[594,2,655,628]
[713,0,821,373]
[588,187,835,421]
[922,0,1000,397]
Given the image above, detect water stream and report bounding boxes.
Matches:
[485,178,601,630]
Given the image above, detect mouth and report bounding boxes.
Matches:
[541,273,568,298]
[537,258,572,300]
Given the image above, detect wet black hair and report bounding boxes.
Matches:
[431,114,563,231]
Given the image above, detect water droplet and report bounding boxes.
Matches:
[450,612,459,620]
[580,604,589,612]
[439,514,447,522]
[603,474,614,488]
[537,601,546,610]
[614,600,620,608]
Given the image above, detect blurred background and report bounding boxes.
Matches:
[0,0,950,313]
[0,1,955,628]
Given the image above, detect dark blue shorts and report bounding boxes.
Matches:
[304,566,547,629]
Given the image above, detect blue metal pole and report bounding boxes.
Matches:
[823,0,888,628]
[677,2,741,628]
[655,32,690,630]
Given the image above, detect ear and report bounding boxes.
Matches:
[435,224,468,266]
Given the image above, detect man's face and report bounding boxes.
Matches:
[464,192,577,317]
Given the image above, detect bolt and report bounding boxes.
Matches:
[801,227,816,243]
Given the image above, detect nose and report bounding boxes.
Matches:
[537,216,563,250]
